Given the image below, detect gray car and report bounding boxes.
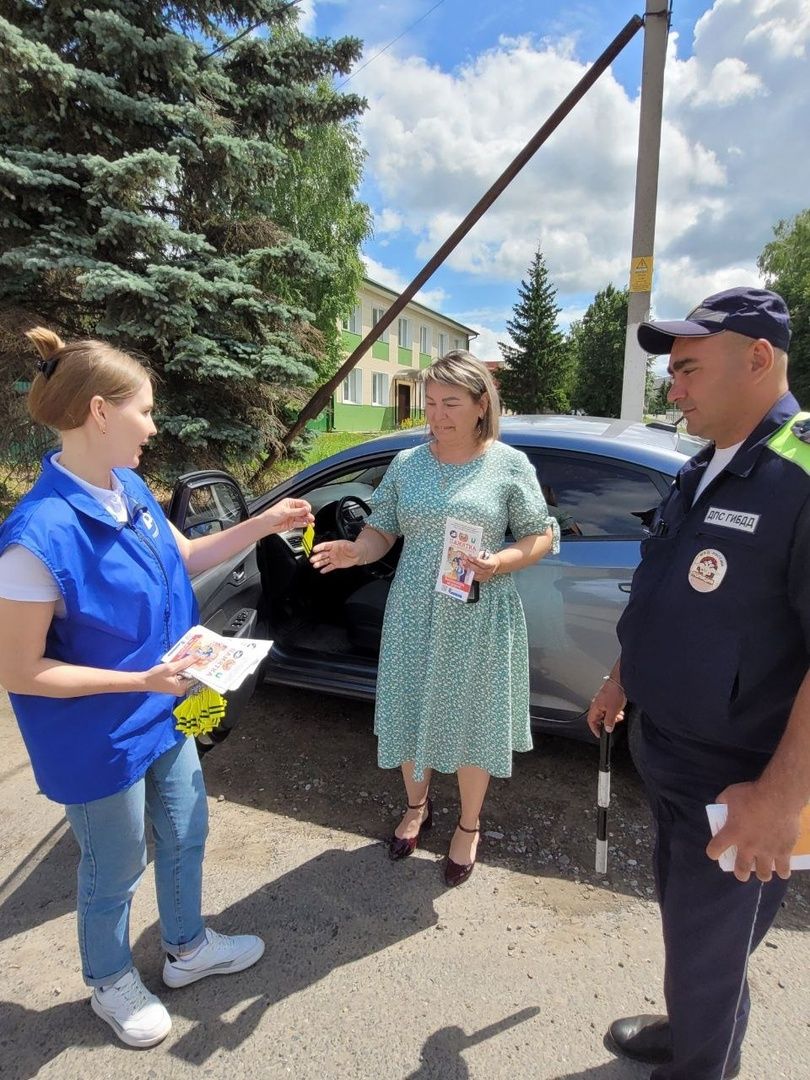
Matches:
[168,415,702,744]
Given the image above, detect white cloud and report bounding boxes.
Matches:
[354,32,727,292]
[374,207,403,234]
[353,1,809,327]
[652,256,764,322]
[690,56,764,106]
[464,323,513,362]
[294,0,317,35]
[361,253,449,309]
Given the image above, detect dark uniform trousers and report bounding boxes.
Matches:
[617,396,810,1079]
[636,717,790,1080]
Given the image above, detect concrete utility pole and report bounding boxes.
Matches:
[620,0,670,420]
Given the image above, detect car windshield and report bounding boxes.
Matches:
[333,463,389,488]
[300,461,389,492]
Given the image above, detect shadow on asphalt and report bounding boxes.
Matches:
[7,681,802,950]
[0,822,76,944]
[0,843,445,1074]
[145,842,444,1064]
[202,685,651,900]
[405,1008,543,1079]
[551,1066,647,1080]
[0,998,112,1079]
[199,686,810,928]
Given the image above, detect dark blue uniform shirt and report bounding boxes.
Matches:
[618,393,810,757]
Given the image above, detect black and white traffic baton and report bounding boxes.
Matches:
[595,722,612,874]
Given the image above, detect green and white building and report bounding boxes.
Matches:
[326,277,476,432]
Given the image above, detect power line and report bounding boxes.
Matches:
[336,0,450,89]
[202,0,304,61]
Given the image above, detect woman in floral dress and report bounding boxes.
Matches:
[311,352,558,885]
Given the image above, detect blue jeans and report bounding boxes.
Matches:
[64,736,209,987]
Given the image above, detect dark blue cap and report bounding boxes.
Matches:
[638,287,792,355]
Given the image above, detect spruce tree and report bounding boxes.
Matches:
[569,284,630,417]
[498,248,570,414]
[0,2,367,483]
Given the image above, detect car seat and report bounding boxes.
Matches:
[343,579,390,653]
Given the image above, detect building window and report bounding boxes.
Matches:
[372,306,389,343]
[342,368,362,404]
[437,332,448,356]
[342,305,362,334]
[398,317,411,348]
[419,325,431,355]
[453,336,462,351]
[372,372,389,407]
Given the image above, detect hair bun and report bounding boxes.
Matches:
[25,326,65,362]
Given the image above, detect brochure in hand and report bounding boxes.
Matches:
[435,517,483,602]
[705,802,810,871]
[162,625,272,695]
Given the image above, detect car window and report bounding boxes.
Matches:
[676,432,706,458]
[183,481,246,538]
[342,463,389,489]
[528,453,665,539]
[315,463,389,489]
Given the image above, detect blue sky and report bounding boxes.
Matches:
[297,1,810,360]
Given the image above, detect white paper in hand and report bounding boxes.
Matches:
[705,804,737,872]
[706,803,810,872]
[162,625,272,694]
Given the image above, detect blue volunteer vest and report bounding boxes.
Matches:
[0,452,198,803]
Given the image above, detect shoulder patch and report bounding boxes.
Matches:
[767,412,810,477]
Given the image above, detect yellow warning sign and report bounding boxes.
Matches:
[630,256,654,293]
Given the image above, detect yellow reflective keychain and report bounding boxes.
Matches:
[173,684,228,738]
[301,523,315,557]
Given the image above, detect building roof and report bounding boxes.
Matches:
[362,277,477,338]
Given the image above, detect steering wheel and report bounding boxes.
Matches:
[335,495,372,542]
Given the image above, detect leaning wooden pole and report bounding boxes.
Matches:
[280,13,645,451]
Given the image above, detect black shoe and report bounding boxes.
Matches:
[606,1014,672,1065]
[606,1015,741,1078]
[444,821,480,888]
[388,798,433,861]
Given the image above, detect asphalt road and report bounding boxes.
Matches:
[1,686,808,1079]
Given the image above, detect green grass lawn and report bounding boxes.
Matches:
[258,430,377,489]
[1,431,381,518]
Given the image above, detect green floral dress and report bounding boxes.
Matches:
[366,440,559,780]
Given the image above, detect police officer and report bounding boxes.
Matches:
[588,288,809,1080]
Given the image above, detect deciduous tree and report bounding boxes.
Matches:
[759,209,810,407]
[569,284,630,418]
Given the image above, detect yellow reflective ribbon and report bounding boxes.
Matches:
[173,686,228,737]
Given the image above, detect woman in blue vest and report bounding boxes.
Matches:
[0,328,312,1048]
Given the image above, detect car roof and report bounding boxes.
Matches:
[258,414,702,504]
[345,415,702,473]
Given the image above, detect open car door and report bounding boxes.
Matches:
[168,470,267,751]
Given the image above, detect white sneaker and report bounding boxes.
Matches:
[162,928,265,988]
[91,968,172,1048]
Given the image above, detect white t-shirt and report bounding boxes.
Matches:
[0,456,129,617]
[692,441,743,504]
